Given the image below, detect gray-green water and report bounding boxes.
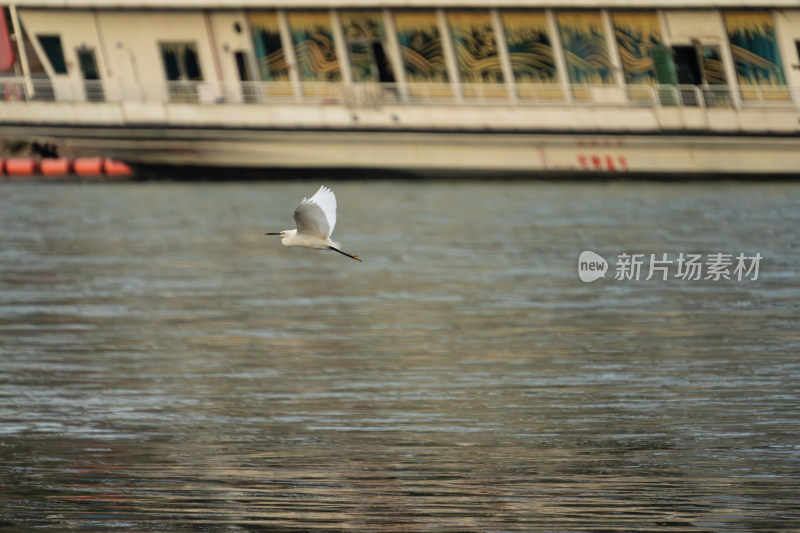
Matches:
[1,181,798,531]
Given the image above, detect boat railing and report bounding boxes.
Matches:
[2,76,798,111]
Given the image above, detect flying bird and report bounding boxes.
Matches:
[265,185,362,262]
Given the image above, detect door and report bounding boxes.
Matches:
[672,46,701,85]
[672,45,701,105]
[235,51,257,102]
[371,41,394,83]
[77,48,104,102]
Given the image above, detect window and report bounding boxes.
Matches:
[160,42,203,102]
[37,35,67,74]
[77,49,104,102]
[159,42,202,81]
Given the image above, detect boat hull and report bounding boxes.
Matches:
[2,122,799,177]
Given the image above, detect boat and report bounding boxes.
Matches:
[1,0,799,177]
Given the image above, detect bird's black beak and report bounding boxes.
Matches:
[265,232,282,235]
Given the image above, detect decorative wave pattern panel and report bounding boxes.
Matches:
[611,12,662,84]
[288,12,341,83]
[394,11,449,84]
[447,11,503,84]
[248,13,289,82]
[557,12,613,85]
[502,11,557,84]
[724,12,786,87]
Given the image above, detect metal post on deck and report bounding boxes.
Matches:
[602,10,627,88]
[203,10,225,101]
[8,3,33,98]
[330,11,348,80]
[437,9,462,103]
[383,8,408,102]
[491,9,516,104]
[91,10,112,101]
[716,11,742,109]
[547,10,572,105]
[277,10,302,101]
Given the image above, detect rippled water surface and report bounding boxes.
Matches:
[1,181,799,531]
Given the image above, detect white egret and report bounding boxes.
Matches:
[265,185,363,262]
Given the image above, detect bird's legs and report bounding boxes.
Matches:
[329,247,363,262]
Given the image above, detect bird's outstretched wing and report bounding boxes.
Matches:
[294,185,337,238]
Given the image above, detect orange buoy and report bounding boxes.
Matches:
[103,158,132,176]
[5,158,38,175]
[73,157,104,176]
[40,158,71,176]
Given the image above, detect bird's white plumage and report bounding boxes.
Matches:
[294,185,337,238]
[266,185,362,262]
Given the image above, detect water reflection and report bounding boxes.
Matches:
[1,181,799,531]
